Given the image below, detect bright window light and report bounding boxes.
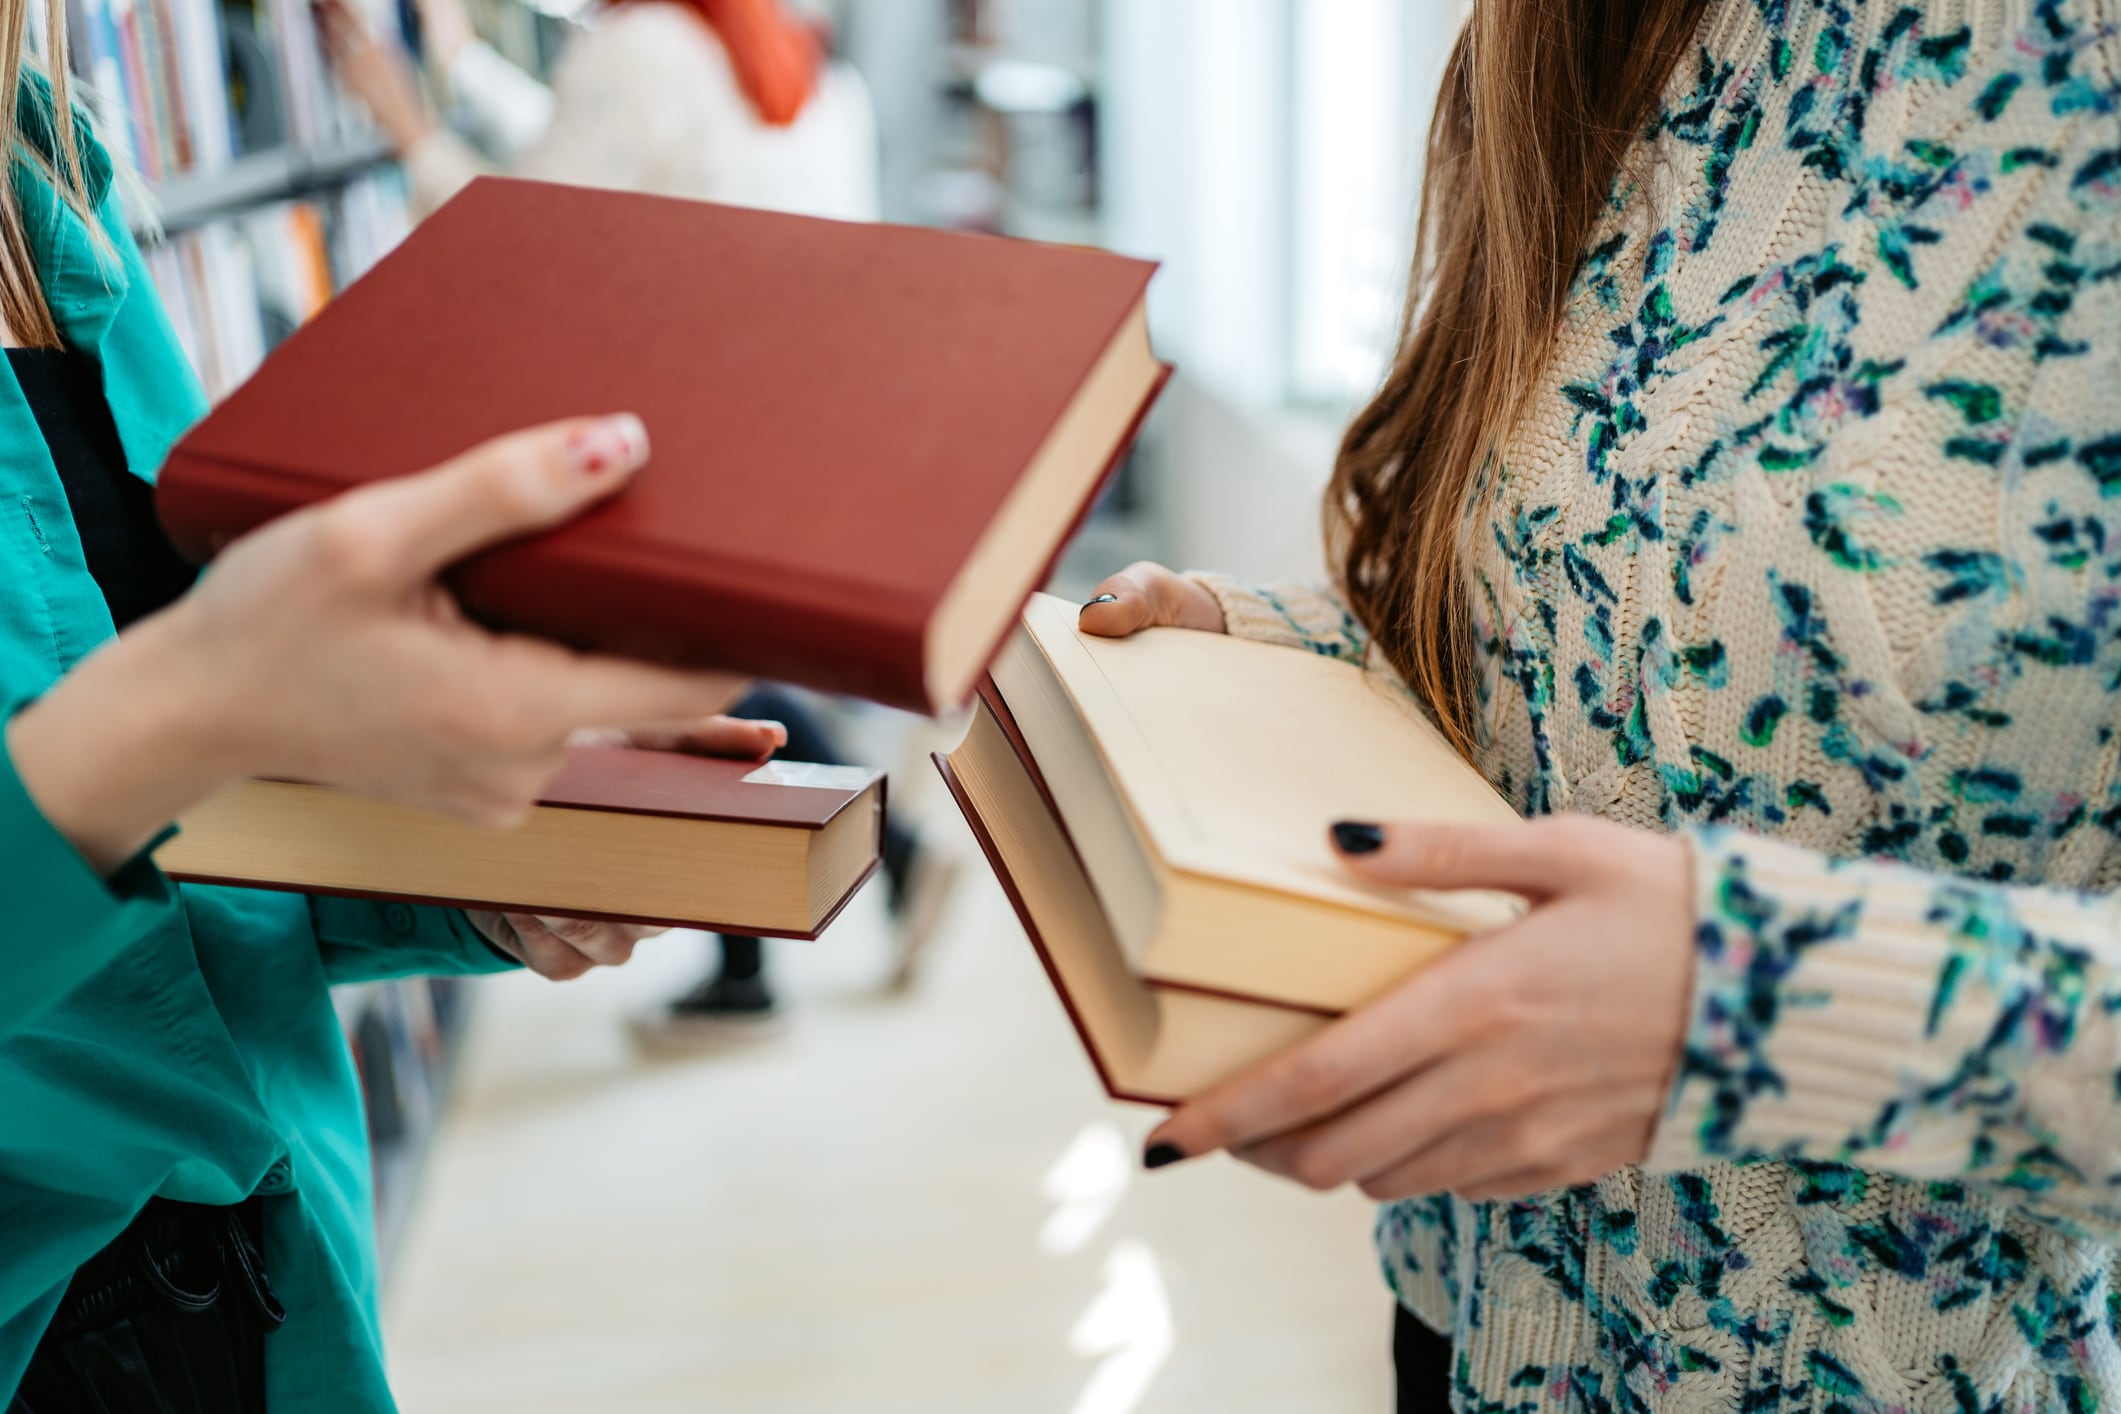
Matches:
[1066,1241,1176,1414]
[1290,0,1415,404]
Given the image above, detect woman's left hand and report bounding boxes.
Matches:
[1142,816,1698,1202]
[469,714,787,981]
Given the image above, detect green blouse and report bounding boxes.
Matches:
[0,78,516,1411]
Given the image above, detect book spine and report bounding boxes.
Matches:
[111,0,161,180]
[146,0,193,171]
[155,452,938,709]
[168,0,234,171]
[78,0,145,174]
[155,448,301,559]
[932,750,1133,1103]
[454,541,936,712]
[286,201,334,314]
[128,0,178,173]
[158,358,1167,716]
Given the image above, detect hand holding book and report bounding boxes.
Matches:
[1137,816,1695,1202]
[313,0,438,154]
[465,715,790,980]
[10,416,745,875]
[1077,561,1228,638]
[1079,564,1696,1203]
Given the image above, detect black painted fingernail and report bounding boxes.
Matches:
[1331,821,1387,855]
[1143,1142,1185,1171]
[1082,593,1120,611]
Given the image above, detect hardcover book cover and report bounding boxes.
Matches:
[157,178,1169,713]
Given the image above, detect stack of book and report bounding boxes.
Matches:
[938,594,1524,1103]
[148,182,1179,1198]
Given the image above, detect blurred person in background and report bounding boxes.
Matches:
[323,0,953,1034]
[321,0,877,222]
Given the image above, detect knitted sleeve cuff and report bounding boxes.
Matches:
[1646,827,2121,1220]
[1375,1198,1460,1336]
[1185,572,1370,663]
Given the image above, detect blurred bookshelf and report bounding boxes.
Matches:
[149,132,393,233]
[929,0,1100,243]
[57,0,426,396]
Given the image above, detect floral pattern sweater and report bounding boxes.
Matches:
[1194,0,2121,1405]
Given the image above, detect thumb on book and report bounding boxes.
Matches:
[349,414,651,582]
[1077,562,1226,638]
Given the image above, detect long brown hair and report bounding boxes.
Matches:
[1327,0,1707,758]
[0,3,101,348]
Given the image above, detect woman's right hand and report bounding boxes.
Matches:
[8,415,744,873]
[315,0,438,153]
[409,0,477,75]
[1075,562,1227,639]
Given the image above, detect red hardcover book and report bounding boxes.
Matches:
[155,746,885,939]
[156,177,1171,714]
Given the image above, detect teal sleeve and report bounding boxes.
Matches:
[309,898,523,984]
[0,715,184,1037]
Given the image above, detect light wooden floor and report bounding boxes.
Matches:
[382,766,1394,1414]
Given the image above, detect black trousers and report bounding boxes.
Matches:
[1395,1303,1454,1412]
[10,1198,282,1414]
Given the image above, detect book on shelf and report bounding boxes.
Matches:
[155,177,1171,715]
[67,0,395,180]
[64,0,417,400]
[934,594,1525,1104]
[145,184,409,398]
[155,745,887,938]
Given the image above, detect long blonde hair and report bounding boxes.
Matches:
[1326,0,1708,757]
[0,0,101,347]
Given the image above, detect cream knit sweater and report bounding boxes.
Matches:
[1198,0,2121,1404]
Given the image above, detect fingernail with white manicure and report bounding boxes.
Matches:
[568,414,649,478]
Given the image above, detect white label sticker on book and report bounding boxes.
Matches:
[743,762,877,792]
